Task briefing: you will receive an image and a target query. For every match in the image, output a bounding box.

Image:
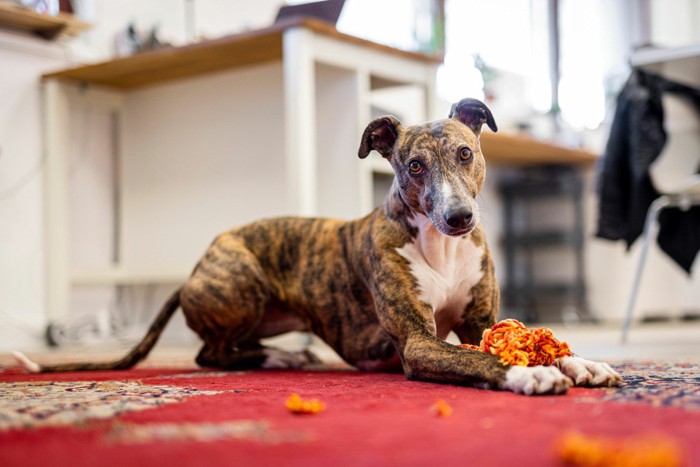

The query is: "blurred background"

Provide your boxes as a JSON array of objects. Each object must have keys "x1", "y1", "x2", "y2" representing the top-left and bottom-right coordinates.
[{"x1": 0, "y1": 0, "x2": 698, "y2": 355}]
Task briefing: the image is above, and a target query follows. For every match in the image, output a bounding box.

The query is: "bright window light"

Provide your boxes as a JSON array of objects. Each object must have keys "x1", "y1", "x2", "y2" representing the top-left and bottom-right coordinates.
[
  {"x1": 301, "y1": 0, "x2": 608, "y2": 131},
  {"x1": 558, "y1": 0, "x2": 606, "y2": 129}
]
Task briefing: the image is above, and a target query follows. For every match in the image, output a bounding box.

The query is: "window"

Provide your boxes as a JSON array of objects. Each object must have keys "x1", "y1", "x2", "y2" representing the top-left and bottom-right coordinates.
[{"x1": 306, "y1": 0, "x2": 623, "y2": 131}]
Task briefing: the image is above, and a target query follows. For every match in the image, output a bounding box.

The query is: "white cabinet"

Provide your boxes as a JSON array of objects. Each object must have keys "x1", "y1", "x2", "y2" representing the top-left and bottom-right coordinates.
[
  {"x1": 0, "y1": 29, "x2": 72, "y2": 347},
  {"x1": 42, "y1": 18, "x2": 440, "y2": 328}
]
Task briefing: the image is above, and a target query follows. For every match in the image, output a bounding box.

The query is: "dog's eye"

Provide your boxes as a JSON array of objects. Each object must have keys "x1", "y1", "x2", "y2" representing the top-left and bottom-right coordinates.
[
  {"x1": 408, "y1": 160, "x2": 423, "y2": 175},
  {"x1": 459, "y1": 147, "x2": 473, "y2": 162}
]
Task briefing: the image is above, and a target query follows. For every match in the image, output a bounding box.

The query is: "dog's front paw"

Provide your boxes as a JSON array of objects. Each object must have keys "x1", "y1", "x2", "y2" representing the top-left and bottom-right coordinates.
[
  {"x1": 501, "y1": 365, "x2": 573, "y2": 395},
  {"x1": 555, "y1": 356, "x2": 622, "y2": 387}
]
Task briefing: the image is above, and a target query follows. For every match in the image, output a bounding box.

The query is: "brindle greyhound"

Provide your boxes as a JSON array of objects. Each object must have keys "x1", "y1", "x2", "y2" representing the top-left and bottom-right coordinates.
[{"x1": 15, "y1": 98, "x2": 621, "y2": 394}]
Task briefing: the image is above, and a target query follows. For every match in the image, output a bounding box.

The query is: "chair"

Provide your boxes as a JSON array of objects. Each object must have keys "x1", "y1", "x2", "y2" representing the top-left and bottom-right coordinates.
[{"x1": 621, "y1": 145, "x2": 700, "y2": 343}]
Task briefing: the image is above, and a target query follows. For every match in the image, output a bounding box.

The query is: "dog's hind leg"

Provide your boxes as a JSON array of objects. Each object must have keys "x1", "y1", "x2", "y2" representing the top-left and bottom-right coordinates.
[
  {"x1": 195, "y1": 341, "x2": 321, "y2": 370},
  {"x1": 195, "y1": 341, "x2": 262, "y2": 369},
  {"x1": 180, "y1": 234, "x2": 320, "y2": 371},
  {"x1": 180, "y1": 235, "x2": 273, "y2": 369}
]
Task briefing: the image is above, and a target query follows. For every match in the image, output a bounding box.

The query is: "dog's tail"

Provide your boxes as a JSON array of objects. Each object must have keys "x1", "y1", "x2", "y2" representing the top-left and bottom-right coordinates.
[{"x1": 13, "y1": 287, "x2": 182, "y2": 373}]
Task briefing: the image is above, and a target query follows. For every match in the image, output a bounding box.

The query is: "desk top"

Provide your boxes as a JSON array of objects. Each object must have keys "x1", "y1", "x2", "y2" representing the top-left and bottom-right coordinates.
[
  {"x1": 41, "y1": 17, "x2": 597, "y2": 166},
  {"x1": 42, "y1": 17, "x2": 442, "y2": 89},
  {"x1": 481, "y1": 131, "x2": 597, "y2": 166}
]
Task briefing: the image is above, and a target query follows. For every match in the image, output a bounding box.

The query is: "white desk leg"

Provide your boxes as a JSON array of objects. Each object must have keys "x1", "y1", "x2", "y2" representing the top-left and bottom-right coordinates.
[
  {"x1": 43, "y1": 80, "x2": 71, "y2": 338},
  {"x1": 356, "y1": 69, "x2": 374, "y2": 215},
  {"x1": 424, "y1": 64, "x2": 440, "y2": 120},
  {"x1": 283, "y1": 28, "x2": 317, "y2": 217}
]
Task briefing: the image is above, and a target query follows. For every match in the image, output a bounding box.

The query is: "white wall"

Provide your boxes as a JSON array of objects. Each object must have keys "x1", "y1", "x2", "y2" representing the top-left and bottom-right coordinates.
[
  {"x1": 0, "y1": 0, "x2": 284, "y2": 350},
  {"x1": 121, "y1": 62, "x2": 289, "y2": 271},
  {"x1": 69, "y1": 0, "x2": 282, "y2": 61},
  {"x1": 650, "y1": 0, "x2": 700, "y2": 48},
  {"x1": 0, "y1": 32, "x2": 74, "y2": 349}
]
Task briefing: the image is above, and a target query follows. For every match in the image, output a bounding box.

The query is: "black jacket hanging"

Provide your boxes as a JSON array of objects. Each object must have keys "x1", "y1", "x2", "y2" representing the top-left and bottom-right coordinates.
[{"x1": 595, "y1": 68, "x2": 700, "y2": 274}]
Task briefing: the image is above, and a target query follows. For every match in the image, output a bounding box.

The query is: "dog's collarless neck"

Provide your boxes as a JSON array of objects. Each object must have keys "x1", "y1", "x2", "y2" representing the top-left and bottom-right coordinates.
[{"x1": 382, "y1": 181, "x2": 422, "y2": 237}]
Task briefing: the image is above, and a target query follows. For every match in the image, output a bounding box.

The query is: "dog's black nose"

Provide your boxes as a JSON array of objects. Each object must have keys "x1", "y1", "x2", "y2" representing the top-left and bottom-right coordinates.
[{"x1": 444, "y1": 207, "x2": 473, "y2": 229}]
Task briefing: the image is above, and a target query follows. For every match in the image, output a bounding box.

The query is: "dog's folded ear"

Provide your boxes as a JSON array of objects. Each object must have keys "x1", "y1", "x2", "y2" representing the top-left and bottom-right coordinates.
[
  {"x1": 449, "y1": 98, "x2": 498, "y2": 136},
  {"x1": 358, "y1": 116, "x2": 402, "y2": 159}
]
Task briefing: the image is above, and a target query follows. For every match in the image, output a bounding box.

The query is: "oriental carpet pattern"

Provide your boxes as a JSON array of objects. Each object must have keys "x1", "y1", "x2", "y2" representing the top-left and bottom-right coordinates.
[{"x1": 0, "y1": 358, "x2": 698, "y2": 466}]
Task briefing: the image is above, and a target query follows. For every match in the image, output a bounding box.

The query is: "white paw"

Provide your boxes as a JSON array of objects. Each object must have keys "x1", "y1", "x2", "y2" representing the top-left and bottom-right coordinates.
[
  {"x1": 555, "y1": 356, "x2": 623, "y2": 387},
  {"x1": 502, "y1": 365, "x2": 573, "y2": 395},
  {"x1": 261, "y1": 349, "x2": 317, "y2": 369}
]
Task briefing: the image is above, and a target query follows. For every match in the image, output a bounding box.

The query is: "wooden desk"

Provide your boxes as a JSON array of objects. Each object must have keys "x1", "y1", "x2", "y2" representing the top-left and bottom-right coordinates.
[
  {"x1": 41, "y1": 18, "x2": 441, "y2": 325},
  {"x1": 41, "y1": 15, "x2": 595, "y2": 167},
  {"x1": 481, "y1": 131, "x2": 597, "y2": 166},
  {"x1": 43, "y1": 17, "x2": 439, "y2": 88},
  {"x1": 41, "y1": 17, "x2": 595, "y2": 329}
]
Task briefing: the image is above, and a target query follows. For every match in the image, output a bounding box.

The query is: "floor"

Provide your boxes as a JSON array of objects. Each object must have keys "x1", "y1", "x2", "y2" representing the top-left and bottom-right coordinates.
[
  {"x1": 297, "y1": 320, "x2": 700, "y2": 364},
  {"x1": 3, "y1": 320, "x2": 697, "y2": 370},
  {"x1": 545, "y1": 320, "x2": 700, "y2": 361}
]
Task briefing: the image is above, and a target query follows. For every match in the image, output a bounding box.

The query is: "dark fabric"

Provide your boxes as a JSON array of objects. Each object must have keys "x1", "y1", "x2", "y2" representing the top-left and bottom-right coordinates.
[
  {"x1": 657, "y1": 206, "x2": 700, "y2": 273},
  {"x1": 596, "y1": 68, "x2": 700, "y2": 274}
]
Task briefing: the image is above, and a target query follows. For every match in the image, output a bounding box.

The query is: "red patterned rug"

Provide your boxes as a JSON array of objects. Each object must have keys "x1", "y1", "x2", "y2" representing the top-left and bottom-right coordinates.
[{"x1": 0, "y1": 360, "x2": 698, "y2": 466}]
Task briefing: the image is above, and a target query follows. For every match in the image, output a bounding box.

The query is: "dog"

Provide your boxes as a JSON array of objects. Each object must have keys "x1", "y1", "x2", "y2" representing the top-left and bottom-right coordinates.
[{"x1": 14, "y1": 98, "x2": 622, "y2": 395}]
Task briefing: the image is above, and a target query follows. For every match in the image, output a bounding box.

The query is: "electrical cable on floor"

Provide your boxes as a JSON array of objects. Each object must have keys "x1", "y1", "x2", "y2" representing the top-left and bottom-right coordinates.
[{"x1": 0, "y1": 307, "x2": 43, "y2": 339}]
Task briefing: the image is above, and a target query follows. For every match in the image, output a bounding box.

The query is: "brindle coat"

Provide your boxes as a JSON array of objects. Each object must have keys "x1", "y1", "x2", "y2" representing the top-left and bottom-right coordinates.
[{"x1": 18, "y1": 98, "x2": 621, "y2": 394}]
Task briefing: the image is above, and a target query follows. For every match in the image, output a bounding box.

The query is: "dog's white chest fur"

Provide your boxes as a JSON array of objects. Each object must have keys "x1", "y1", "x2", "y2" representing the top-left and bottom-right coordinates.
[{"x1": 396, "y1": 215, "x2": 484, "y2": 338}]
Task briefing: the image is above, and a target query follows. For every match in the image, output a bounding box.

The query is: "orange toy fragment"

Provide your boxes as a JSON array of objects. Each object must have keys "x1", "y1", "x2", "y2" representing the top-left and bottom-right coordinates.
[
  {"x1": 460, "y1": 318, "x2": 572, "y2": 366},
  {"x1": 285, "y1": 393, "x2": 326, "y2": 414},
  {"x1": 556, "y1": 430, "x2": 684, "y2": 467},
  {"x1": 431, "y1": 399, "x2": 453, "y2": 417}
]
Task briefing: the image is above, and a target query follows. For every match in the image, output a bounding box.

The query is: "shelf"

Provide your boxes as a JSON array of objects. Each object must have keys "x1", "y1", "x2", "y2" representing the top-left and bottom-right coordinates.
[
  {"x1": 71, "y1": 268, "x2": 188, "y2": 286},
  {"x1": 631, "y1": 43, "x2": 700, "y2": 68},
  {"x1": 631, "y1": 44, "x2": 700, "y2": 87},
  {"x1": 355, "y1": 131, "x2": 596, "y2": 174},
  {"x1": 481, "y1": 131, "x2": 597, "y2": 166},
  {"x1": 0, "y1": 4, "x2": 90, "y2": 39},
  {"x1": 42, "y1": 16, "x2": 441, "y2": 89},
  {"x1": 356, "y1": 131, "x2": 596, "y2": 170}
]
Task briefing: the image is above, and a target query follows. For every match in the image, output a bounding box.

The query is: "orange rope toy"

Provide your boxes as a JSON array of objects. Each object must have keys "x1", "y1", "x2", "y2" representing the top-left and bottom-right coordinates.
[
  {"x1": 555, "y1": 430, "x2": 684, "y2": 467},
  {"x1": 460, "y1": 318, "x2": 572, "y2": 366}
]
